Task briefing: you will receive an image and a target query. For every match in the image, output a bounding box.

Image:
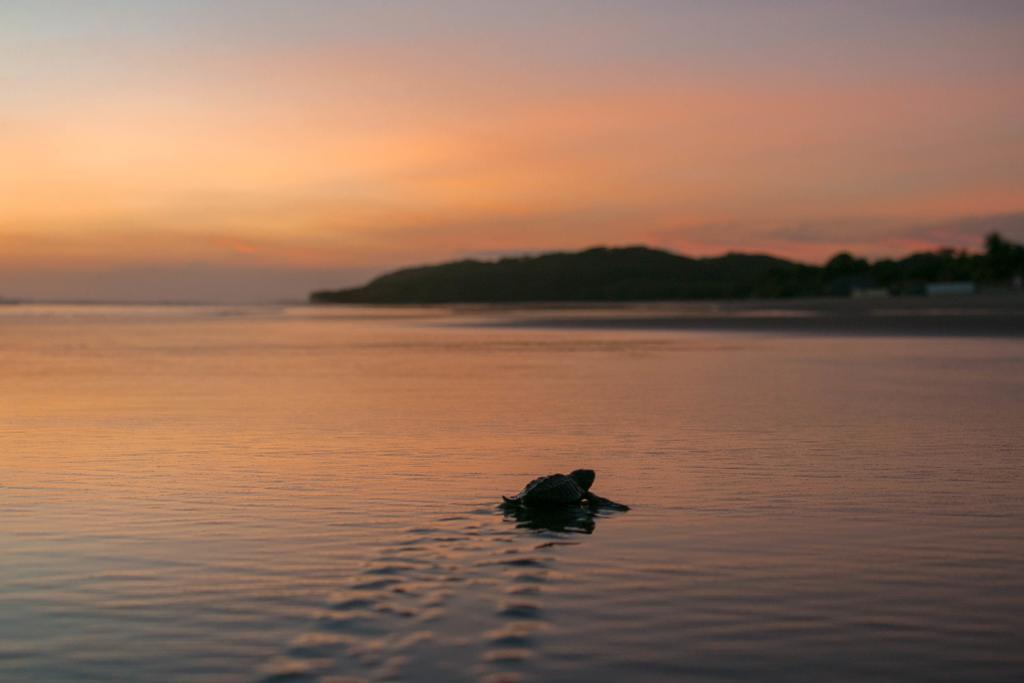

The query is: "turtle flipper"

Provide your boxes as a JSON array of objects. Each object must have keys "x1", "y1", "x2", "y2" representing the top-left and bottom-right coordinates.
[{"x1": 584, "y1": 492, "x2": 629, "y2": 511}]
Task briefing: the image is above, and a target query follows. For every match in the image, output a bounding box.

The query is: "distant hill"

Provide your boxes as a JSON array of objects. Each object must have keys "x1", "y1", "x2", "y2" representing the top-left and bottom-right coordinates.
[
  {"x1": 310, "y1": 234, "x2": 1024, "y2": 304},
  {"x1": 310, "y1": 246, "x2": 810, "y2": 303}
]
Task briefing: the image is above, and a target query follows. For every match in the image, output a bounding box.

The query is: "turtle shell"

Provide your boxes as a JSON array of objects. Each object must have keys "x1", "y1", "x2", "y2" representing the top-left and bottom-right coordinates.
[{"x1": 507, "y1": 473, "x2": 585, "y2": 506}]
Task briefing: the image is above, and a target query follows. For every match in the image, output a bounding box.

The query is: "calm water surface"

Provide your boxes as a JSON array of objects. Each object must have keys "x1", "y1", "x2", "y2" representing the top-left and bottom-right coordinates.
[{"x1": 1, "y1": 304, "x2": 1022, "y2": 682}]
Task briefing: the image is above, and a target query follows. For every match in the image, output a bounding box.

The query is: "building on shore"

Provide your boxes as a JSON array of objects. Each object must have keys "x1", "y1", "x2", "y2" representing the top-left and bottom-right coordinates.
[
  {"x1": 925, "y1": 282, "x2": 976, "y2": 296},
  {"x1": 850, "y1": 287, "x2": 891, "y2": 299}
]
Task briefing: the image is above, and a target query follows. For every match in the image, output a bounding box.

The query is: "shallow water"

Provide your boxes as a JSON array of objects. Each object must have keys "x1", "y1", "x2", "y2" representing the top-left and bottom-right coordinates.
[{"x1": 2, "y1": 304, "x2": 1023, "y2": 682}]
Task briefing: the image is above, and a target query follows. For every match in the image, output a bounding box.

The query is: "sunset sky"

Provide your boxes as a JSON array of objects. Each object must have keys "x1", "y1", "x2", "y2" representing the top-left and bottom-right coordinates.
[{"x1": 2, "y1": 1, "x2": 1023, "y2": 301}]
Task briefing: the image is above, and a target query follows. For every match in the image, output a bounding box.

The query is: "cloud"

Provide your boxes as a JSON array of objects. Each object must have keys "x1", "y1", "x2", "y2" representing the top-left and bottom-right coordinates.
[
  {"x1": 901, "y1": 212, "x2": 1024, "y2": 246},
  {"x1": 641, "y1": 211, "x2": 1024, "y2": 264}
]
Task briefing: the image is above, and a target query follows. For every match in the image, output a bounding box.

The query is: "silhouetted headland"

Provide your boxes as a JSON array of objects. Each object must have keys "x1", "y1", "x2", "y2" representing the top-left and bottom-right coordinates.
[{"x1": 310, "y1": 233, "x2": 1024, "y2": 305}]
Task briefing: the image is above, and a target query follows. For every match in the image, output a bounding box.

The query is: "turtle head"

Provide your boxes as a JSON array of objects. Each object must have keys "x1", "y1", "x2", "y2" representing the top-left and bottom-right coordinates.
[{"x1": 569, "y1": 469, "x2": 595, "y2": 491}]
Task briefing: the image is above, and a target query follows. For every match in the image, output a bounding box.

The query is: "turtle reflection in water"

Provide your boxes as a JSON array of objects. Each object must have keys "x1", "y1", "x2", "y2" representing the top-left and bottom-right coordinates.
[
  {"x1": 503, "y1": 503, "x2": 599, "y2": 534},
  {"x1": 500, "y1": 469, "x2": 629, "y2": 533}
]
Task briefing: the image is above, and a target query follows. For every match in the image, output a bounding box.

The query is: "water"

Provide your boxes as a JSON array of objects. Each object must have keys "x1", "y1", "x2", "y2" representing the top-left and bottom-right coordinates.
[{"x1": 2, "y1": 303, "x2": 1022, "y2": 682}]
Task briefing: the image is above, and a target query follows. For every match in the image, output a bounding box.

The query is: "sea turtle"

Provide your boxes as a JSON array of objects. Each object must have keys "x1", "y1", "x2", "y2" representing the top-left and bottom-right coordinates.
[{"x1": 502, "y1": 469, "x2": 629, "y2": 511}]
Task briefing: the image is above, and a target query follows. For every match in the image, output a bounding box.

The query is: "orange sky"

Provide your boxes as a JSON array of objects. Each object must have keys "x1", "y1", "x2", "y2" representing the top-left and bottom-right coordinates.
[{"x1": 2, "y1": 2, "x2": 1022, "y2": 301}]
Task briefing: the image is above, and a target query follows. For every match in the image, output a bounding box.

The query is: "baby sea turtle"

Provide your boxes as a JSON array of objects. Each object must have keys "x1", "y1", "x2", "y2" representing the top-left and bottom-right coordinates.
[{"x1": 502, "y1": 469, "x2": 629, "y2": 511}]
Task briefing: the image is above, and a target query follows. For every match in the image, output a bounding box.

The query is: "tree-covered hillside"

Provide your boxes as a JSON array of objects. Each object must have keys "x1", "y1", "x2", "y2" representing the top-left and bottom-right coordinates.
[{"x1": 310, "y1": 234, "x2": 1024, "y2": 304}]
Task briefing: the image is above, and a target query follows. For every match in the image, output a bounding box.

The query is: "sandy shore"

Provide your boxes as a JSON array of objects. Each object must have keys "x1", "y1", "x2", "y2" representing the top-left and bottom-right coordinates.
[{"x1": 458, "y1": 293, "x2": 1024, "y2": 337}]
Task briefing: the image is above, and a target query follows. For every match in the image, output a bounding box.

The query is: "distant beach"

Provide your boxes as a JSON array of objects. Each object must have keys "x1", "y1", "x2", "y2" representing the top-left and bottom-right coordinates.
[{"x1": 454, "y1": 293, "x2": 1024, "y2": 337}]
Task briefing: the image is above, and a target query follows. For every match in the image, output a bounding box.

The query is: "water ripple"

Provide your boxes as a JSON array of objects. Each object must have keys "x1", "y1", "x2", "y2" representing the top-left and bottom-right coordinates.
[{"x1": 260, "y1": 503, "x2": 596, "y2": 682}]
